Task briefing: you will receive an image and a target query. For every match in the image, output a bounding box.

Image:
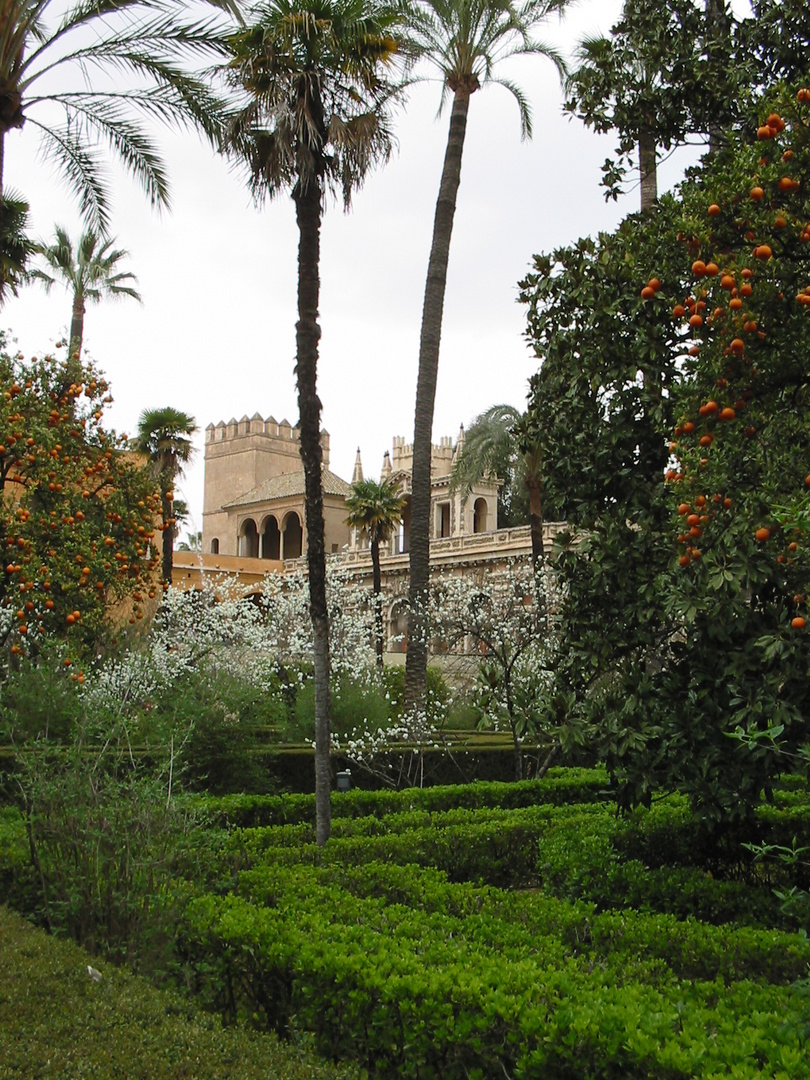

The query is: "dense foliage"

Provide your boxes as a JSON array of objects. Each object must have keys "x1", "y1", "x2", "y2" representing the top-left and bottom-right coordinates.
[
  {"x1": 0, "y1": 343, "x2": 159, "y2": 659},
  {"x1": 521, "y1": 86, "x2": 810, "y2": 822}
]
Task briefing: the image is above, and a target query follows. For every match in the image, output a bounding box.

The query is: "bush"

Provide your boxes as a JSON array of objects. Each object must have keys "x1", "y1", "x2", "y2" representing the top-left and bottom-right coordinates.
[{"x1": 291, "y1": 670, "x2": 394, "y2": 741}]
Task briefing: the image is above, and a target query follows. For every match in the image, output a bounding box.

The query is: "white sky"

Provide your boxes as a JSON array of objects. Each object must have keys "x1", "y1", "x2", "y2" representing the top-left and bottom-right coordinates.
[{"x1": 2, "y1": 0, "x2": 726, "y2": 540}]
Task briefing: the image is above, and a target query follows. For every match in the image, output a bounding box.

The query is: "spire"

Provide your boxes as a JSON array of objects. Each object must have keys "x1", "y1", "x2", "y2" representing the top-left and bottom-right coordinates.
[
  {"x1": 381, "y1": 450, "x2": 392, "y2": 479},
  {"x1": 453, "y1": 423, "x2": 466, "y2": 460},
  {"x1": 352, "y1": 447, "x2": 364, "y2": 484}
]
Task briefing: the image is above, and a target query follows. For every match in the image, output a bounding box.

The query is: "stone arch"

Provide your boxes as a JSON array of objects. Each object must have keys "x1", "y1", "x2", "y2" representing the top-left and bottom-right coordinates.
[
  {"x1": 282, "y1": 511, "x2": 303, "y2": 560},
  {"x1": 239, "y1": 518, "x2": 259, "y2": 558},
  {"x1": 210, "y1": 538, "x2": 219, "y2": 554},
  {"x1": 387, "y1": 598, "x2": 408, "y2": 653},
  {"x1": 260, "y1": 514, "x2": 281, "y2": 560},
  {"x1": 473, "y1": 497, "x2": 488, "y2": 534}
]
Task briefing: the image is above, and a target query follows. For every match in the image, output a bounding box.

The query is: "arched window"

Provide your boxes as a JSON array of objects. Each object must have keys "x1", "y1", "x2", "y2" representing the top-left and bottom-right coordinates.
[
  {"x1": 210, "y1": 538, "x2": 219, "y2": 554},
  {"x1": 239, "y1": 518, "x2": 259, "y2": 558},
  {"x1": 261, "y1": 515, "x2": 280, "y2": 560},
  {"x1": 282, "y1": 511, "x2": 303, "y2": 560},
  {"x1": 473, "y1": 498, "x2": 488, "y2": 534},
  {"x1": 396, "y1": 496, "x2": 411, "y2": 554}
]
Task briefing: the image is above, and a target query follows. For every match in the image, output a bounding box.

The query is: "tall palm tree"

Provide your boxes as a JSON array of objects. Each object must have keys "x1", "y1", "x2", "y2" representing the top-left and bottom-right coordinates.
[
  {"x1": 345, "y1": 477, "x2": 406, "y2": 669},
  {"x1": 30, "y1": 227, "x2": 141, "y2": 362},
  {"x1": 0, "y1": 0, "x2": 239, "y2": 233},
  {"x1": 132, "y1": 407, "x2": 197, "y2": 587},
  {"x1": 449, "y1": 404, "x2": 545, "y2": 567},
  {"x1": 225, "y1": 0, "x2": 406, "y2": 846},
  {"x1": 404, "y1": 0, "x2": 569, "y2": 718}
]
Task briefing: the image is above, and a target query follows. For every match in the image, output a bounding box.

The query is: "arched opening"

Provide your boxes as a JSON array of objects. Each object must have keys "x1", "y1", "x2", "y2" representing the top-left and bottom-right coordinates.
[
  {"x1": 210, "y1": 538, "x2": 219, "y2": 554},
  {"x1": 261, "y1": 515, "x2": 280, "y2": 560},
  {"x1": 239, "y1": 518, "x2": 259, "y2": 558},
  {"x1": 387, "y1": 600, "x2": 408, "y2": 653},
  {"x1": 282, "y1": 511, "x2": 303, "y2": 560},
  {"x1": 396, "y1": 496, "x2": 411, "y2": 554},
  {"x1": 473, "y1": 498, "x2": 488, "y2": 534}
]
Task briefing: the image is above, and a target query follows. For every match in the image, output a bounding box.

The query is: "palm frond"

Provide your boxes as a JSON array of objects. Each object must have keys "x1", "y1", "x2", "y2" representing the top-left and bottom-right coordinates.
[
  {"x1": 0, "y1": 192, "x2": 34, "y2": 305},
  {"x1": 449, "y1": 404, "x2": 521, "y2": 501},
  {"x1": 30, "y1": 120, "x2": 111, "y2": 234}
]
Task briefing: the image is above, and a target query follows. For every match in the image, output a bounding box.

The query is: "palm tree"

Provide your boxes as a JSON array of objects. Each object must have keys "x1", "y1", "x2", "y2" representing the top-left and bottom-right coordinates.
[
  {"x1": 449, "y1": 404, "x2": 545, "y2": 567},
  {"x1": 0, "y1": 192, "x2": 32, "y2": 304},
  {"x1": 0, "y1": 0, "x2": 238, "y2": 233},
  {"x1": 404, "y1": 0, "x2": 569, "y2": 718},
  {"x1": 30, "y1": 227, "x2": 141, "y2": 362},
  {"x1": 345, "y1": 477, "x2": 406, "y2": 669},
  {"x1": 225, "y1": 0, "x2": 406, "y2": 846},
  {"x1": 132, "y1": 408, "x2": 197, "y2": 587}
]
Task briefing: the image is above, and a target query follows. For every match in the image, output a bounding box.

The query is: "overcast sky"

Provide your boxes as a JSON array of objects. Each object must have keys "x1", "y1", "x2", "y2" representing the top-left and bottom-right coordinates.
[{"x1": 2, "y1": 0, "x2": 717, "y2": 540}]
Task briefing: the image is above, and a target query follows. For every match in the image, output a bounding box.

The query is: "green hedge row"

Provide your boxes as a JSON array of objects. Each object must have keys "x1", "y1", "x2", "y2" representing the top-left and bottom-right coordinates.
[
  {"x1": 192, "y1": 768, "x2": 611, "y2": 829},
  {"x1": 178, "y1": 863, "x2": 810, "y2": 1080},
  {"x1": 232, "y1": 861, "x2": 810, "y2": 985},
  {"x1": 192, "y1": 796, "x2": 803, "y2": 927}
]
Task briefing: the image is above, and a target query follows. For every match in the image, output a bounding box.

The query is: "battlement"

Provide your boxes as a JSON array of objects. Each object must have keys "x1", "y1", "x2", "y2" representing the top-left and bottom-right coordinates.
[
  {"x1": 206, "y1": 415, "x2": 301, "y2": 444},
  {"x1": 390, "y1": 432, "x2": 458, "y2": 478}
]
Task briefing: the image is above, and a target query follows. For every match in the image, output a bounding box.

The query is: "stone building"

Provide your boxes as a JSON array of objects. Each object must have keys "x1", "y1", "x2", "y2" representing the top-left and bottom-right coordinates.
[
  {"x1": 180, "y1": 412, "x2": 563, "y2": 654},
  {"x1": 201, "y1": 414, "x2": 500, "y2": 562}
]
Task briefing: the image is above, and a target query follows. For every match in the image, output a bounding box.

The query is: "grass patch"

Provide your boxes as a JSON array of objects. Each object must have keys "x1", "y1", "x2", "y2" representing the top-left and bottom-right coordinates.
[{"x1": 0, "y1": 906, "x2": 353, "y2": 1080}]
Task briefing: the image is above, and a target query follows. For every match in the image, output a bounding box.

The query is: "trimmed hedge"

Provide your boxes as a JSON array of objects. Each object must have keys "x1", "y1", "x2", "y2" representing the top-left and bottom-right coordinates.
[
  {"x1": 191, "y1": 768, "x2": 611, "y2": 829},
  {"x1": 179, "y1": 862, "x2": 810, "y2": 1080}
]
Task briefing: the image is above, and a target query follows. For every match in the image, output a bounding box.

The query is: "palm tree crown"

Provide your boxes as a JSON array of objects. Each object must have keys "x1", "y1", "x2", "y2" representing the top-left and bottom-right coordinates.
[
  {"x1": 133, "y1": 406, "x2": 197, "y2": 481},
  {"x1": 30, "y1": 227, "x2": 141, "y2": 359},
  {"x1": 449, "y1": 403, "x2": 545, "y2": 564},
  {"x1": 225, "y1": 0, "x2": 405, "y2": 204},
  {"x1": 0, "y1": 0, "x2": 239, "y2": 232},
  {"x1": 410, "y1": 0, "x2": 567, "y2": 133},
  {"x1": 345, "y1": 476, "x2": 406, "y2": 546}
]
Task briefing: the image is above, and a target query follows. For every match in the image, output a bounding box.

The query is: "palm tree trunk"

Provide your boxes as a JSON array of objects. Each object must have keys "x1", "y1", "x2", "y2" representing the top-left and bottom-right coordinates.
[
  {"x1": 527, "y1": 478, "x2": 545, "y2": 570},
  {"x1": 371, "y1": 536, "x2": 383, "y2": 670},
  {"x1": 161, "y1": 491, "x2": 174, "y2": 586},
  {"x1": 639, "y1": 130, "x2": 657, "y2": 213},
  {"x1": 69, "y1": 291, "x2": 85, "y2": 362},
  {"x1": 294, "y1": 169, "x2": 332, "y2": 848},
  {"x1": 405, "y1": 86, "x2": 472, "y2": 718}
]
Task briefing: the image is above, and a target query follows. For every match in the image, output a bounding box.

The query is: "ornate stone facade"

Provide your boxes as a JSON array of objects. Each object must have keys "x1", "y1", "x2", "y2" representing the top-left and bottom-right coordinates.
[{"x1": 201, "y1": 415, "x2": 501, "y2": 564}]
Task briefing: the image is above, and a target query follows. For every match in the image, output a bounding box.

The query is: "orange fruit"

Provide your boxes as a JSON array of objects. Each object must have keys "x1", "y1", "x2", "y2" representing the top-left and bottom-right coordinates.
[
  {"x1": 755, "y1": 527, "x2": 770, "y2": 542},
  {"x1": 750, "y1": 185, "x2": 765, "y2": 200},
  {"x1": 792, "y1": 616, "x2": 806, "y2": 629}
]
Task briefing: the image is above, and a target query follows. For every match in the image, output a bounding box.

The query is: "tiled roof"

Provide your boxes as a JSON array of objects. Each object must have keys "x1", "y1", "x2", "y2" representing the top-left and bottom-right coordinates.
[{"x1": 224, "y1": 468, "x2": 351, "y2": 509}]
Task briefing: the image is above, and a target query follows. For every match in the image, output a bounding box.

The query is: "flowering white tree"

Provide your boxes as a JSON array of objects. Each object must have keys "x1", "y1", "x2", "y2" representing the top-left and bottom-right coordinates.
[{"x1": 429, "y1": 562, "x2": 563, "y2": 781}]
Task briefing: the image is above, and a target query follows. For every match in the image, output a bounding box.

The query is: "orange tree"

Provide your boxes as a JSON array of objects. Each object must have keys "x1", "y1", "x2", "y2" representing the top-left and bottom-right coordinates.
[
  {"x1": 520, "y1": 86, "x2": 810, "y2": 825},
  {"x1": 0, "y1": 338, "x2": 160, "y2": 662}
]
